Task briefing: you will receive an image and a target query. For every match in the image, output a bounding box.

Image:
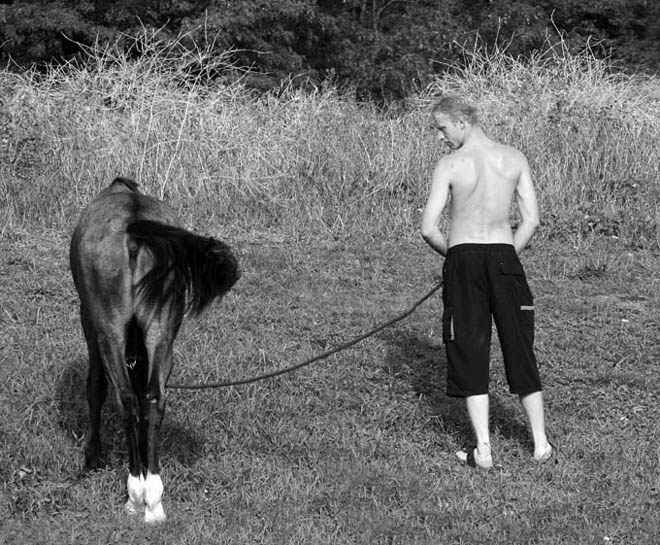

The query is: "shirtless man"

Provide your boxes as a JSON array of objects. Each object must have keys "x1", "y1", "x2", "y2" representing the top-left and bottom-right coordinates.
[{"x1": 421, "y1": 96, "x2": 552, "y2": 468}]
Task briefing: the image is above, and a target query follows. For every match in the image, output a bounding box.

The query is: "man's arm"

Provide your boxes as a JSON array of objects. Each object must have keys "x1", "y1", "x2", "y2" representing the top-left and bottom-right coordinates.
[
  {"x1": 513, "y1": 155, "x2": 540, "y2": 254},
  {"x1": 421, "y1": 159, "x2": 451, "y2": 256}
]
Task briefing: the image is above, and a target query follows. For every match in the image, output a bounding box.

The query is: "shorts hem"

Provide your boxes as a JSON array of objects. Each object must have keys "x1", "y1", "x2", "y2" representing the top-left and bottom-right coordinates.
[
  {"x1": 509, "y1": 386, "x2": 543, "y2": 396},
  {"x1": 446, "y1": 389, "x2": 489, "y2": 398}
]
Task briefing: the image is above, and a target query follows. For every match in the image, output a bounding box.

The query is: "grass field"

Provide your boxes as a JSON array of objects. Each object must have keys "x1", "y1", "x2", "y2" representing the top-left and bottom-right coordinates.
[
  {"x1": 3, "y1": 228, "x2": 660, "y2": 544},
  {"x1": 1, "y1": 35, "x2": 660, "y2": 544}
]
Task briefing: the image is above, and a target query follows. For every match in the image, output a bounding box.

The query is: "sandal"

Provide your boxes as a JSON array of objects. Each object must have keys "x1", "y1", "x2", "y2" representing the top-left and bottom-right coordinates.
[{"x1": 456, "y1": 445, "x2": 493, "y2": 469}]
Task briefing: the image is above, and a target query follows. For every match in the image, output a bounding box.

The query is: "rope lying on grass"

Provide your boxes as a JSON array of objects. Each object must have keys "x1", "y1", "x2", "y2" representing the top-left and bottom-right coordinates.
[{"x1": 166, "y1": 280, "x2": 443, "y2": 390}]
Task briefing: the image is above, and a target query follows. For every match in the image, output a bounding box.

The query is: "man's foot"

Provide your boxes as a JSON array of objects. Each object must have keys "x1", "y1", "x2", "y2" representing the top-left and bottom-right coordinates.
[
  {"x1": 456, "y1": 443, "x2": 493, "y2": 469},
  {"x1": 533, "y1": 443, "x2": 554, "y2": 463}
]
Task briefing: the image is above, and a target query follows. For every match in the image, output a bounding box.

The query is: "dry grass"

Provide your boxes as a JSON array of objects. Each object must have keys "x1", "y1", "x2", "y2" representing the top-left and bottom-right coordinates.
[{"x1": 1, "y1": 33, "x2": 658, "y2": 246}]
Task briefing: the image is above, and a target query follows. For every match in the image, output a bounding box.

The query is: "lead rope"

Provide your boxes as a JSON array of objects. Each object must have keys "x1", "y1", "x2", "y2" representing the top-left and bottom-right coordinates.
[{"x1": 166, "y1": 280, "x2": 443, "y2": 390}]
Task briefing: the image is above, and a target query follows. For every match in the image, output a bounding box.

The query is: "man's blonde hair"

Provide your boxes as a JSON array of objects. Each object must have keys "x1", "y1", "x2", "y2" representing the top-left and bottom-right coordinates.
[{"x1": 432, "y1": 96, "x2": 479, "y2": 125}]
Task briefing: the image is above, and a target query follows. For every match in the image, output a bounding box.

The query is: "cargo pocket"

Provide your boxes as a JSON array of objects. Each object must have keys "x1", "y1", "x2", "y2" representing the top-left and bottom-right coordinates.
[
  {"x1": 500, "y1": 259, "x2": 534, "y2": 314},
  {"x1": 442, "y1": 306, "x2": 455, "y2": 343},
  {"x1": 500, "y1": 259, "x2": 525, "y2": 277}
]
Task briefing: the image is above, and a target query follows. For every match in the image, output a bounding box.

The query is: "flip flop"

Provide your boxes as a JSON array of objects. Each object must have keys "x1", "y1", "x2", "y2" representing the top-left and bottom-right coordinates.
[{"x1": 456, "y1": 446, "x2": 493, "y2": 469}]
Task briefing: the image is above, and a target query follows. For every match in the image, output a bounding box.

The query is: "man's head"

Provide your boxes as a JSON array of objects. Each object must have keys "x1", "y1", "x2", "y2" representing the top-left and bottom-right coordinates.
[
  {"x1": 432, "y1": 96, "x2": 479, "y2": 125},
  {"x1": 431, "y1": 96, "x2": 479, "y2": 149}
]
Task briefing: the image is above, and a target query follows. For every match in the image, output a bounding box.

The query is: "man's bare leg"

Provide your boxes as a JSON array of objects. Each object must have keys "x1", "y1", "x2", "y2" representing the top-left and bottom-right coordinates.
[
  {"x1": 519, "y1": 391, "x2": 552, "y2": 461},
  {"x1": 456, "y1": 394, "x2": 493, "y2": 468}
]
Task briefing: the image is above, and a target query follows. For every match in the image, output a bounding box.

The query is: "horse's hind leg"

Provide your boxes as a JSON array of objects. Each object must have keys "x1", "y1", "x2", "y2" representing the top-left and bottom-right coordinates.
[
  {"x1": 81, "y1": 313, "x2": 107, "y2": 471},
  {"x1": 143, "y1": 395, "x2": 166, "y2": 523},
  {"x1": 95, "y1": 334, "x2": 147, "y2": 515},
  {"x1": 141, "y1": 332, "x2": 178, "y2": 524},
  {"x1": 126, "y1": 318, "x2": 150, "y2": 477}
]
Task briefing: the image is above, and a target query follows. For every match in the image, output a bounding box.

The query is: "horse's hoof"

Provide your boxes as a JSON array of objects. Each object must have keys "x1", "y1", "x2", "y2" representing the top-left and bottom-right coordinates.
[
  {"x1": 144, "y1": 473, "x2": 163, "y2": 504},
  {"x1": 126, "y1": 473, "x2": 145, "y2": 515},
  {"x1": 144, "y1": 503, "x2": 166, "y2": 523},
  {"x1": 143, "y1": 472, "x2": 165, "y2": 523}
]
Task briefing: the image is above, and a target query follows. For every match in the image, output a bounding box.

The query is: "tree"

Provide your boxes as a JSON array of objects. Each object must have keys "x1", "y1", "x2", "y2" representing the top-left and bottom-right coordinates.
[{"x1": 0, "y1": 0, "x2": 657, "y2": 100}]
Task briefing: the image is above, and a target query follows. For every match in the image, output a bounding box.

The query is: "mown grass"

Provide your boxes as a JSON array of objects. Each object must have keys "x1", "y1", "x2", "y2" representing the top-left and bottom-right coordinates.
[
  {"x1": 3, "y1": 228, "x2": 660, "y2": 544},
  {"x1": 1, "y1": 33, "x2": 660, "y2": 544}
]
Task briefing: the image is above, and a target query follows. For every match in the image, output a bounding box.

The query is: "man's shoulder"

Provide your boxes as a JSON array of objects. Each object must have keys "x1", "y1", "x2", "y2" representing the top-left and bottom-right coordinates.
[
  {"x1": 492, "y1": 142, "x2": 528, "y2": 164},
  {"x1": 434, "y1": 152, "x2": 476, "y2": 183},
  {"x1": 437, "y1": 149, "x2": 474, "y2": 167}
]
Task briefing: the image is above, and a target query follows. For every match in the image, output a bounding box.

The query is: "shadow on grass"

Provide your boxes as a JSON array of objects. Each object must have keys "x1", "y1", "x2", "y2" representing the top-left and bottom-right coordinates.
[
  {"x1": 55, "y1": 356, "x2": 204, "y2": 472},
  {"x1": 381, "y1": 331, "x2": 530, "y2": 448}
]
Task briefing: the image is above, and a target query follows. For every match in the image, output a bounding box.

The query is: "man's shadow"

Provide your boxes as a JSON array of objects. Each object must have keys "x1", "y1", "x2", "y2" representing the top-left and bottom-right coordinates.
[
  {"x1": 380, "y1": 330, "x2": 530, "y2": 449},
  {"x1": 55, "y1": 355, "x2": 204, "y2": 472}
]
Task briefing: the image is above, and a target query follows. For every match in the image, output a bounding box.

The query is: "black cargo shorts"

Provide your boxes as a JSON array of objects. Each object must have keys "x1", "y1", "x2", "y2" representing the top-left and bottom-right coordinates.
[{"x1": 441, "y1": 243, "x2": 542, "y2": 397}]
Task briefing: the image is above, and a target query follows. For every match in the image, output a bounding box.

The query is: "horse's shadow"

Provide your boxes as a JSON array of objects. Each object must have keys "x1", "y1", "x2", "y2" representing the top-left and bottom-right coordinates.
[
  {"x1": 380, "y1": 331, "x2": 531, "y2": 449},
  {"x1": 55, "y1": 356, "x2": 204, "y2": 471}
]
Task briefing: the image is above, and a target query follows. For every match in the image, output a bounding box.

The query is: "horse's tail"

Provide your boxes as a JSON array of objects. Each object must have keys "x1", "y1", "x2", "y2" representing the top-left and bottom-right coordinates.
[{"x1": 126, "y1": 220, "x2": 241, "y2": 315}]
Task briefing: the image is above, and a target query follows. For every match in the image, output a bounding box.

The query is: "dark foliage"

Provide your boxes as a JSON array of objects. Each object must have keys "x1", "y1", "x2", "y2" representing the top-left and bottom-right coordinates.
[{"x1": 0, "y1": 0, "x2": 658, "y2": 101}]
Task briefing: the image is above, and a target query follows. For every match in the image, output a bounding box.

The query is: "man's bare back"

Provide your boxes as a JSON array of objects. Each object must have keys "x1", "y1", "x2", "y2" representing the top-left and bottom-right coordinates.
[{"x1": 421, "y1": 109, "x2": 539, "y2": 255}]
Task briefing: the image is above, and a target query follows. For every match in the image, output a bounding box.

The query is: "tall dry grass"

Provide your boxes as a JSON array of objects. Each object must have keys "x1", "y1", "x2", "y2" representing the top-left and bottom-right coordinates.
[{"x1": 0, "y1": 32, "x2": 658, "y2": 245}]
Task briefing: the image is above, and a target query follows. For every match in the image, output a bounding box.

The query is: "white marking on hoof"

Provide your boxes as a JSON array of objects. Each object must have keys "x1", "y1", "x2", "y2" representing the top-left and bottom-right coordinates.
[
  {"x1": 144, "y1": 472, "x2": 166, "y2": 524},
  {"x1": 125, "y1": 473, "x2": 146, "y2": 515},
  {"x1": 145, "y1": 502, "x2": 166, "y2": 524}
]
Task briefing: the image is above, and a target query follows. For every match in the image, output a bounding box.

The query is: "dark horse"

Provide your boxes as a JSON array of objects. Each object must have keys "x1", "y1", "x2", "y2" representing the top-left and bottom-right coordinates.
[{"x1": 70, "y1": 177, "x2": 240, "y2": 523}]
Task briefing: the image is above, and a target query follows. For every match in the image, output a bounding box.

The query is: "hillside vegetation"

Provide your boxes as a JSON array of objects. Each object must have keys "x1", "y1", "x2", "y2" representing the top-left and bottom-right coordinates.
[{"x1": 0, "y1": 35, "x2": 658, "y2": 247}]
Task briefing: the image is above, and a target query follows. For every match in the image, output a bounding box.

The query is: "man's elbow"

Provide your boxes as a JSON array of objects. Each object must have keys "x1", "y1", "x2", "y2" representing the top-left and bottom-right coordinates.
[
  {"x1": 522, "y1": 214, "x2": 540, "y2": 235},
  {"x1": 420, "y1": 224, "x2": 435, "y2": 244}
]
